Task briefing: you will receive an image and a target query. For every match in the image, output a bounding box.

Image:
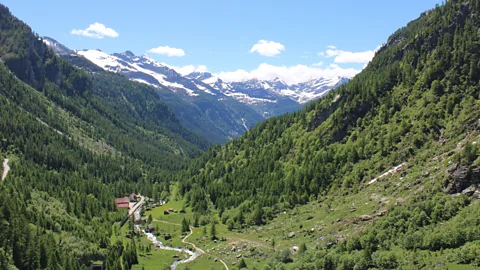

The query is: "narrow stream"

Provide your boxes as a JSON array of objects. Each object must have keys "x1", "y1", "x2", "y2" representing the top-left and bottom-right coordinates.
[{"x1": 135, "y1": 208, "x2": 199, "y2": 269}]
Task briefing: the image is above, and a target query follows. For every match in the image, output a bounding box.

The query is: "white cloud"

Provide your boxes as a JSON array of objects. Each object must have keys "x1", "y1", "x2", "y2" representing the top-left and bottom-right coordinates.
[
  {"x1": 218, "y1": 63, "x2": 360, "y2": 85},
  {"x1": 218, "y1": 69, "x2": 253, "y2": 82},
  {"x1": 148, "y1": 46, "x2": 185, "y2": 57},
  {"x1": 71, "y1": 22, "x2": 119, "y2": 39},
  {"x1": 312, "y1": 61, "x2": 324, "y2": 67},
  {"x1": 172, "y1": 65, "x2": 208, "y2": 75},
  {"x1": 250, "y1": 40, "x2": 285, "y2": 57},
  {"x1": 319, "y1": 46, "x2": 378, "y2": 64}
]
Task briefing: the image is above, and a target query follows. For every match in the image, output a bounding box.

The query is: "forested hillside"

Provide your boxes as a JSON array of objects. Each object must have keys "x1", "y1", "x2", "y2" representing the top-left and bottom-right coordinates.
[
  {"x1": 176, "y1": 1, "x2": 480, "y2": 267},
  {"x1": 0, "y1": 4, "x2": 205, "y2": 269}
]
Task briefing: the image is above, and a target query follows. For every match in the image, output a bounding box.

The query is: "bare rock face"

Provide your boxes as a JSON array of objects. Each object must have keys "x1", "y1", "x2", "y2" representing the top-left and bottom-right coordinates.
[
  {"x1": 444, "y1": 164, "x2": 480, "y2": 194},
  {"x1": 462, "y1": 185, "x2": 476, "y2": 196}
]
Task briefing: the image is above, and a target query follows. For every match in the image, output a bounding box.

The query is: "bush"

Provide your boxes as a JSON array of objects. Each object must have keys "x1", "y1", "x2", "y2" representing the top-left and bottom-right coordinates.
[
  {"x1": 275, "y1": 249, "x2": 292, "y2": 263},
  {"x1": 372, "y1": 250, "x2": 398, "y2": 269}
]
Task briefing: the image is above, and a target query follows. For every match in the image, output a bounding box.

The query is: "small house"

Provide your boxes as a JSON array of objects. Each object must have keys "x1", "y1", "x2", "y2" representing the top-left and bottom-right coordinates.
[
  {"x1": 129, "y1": 193, "x2": 137, "y2": 202},
  {"x1": 115, "y1": 198, "x2": 130, "y2": 209}
]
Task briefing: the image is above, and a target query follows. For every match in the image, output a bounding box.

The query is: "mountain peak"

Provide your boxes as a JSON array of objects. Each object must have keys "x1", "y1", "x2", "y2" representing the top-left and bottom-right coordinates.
[
  {"x1": 42, "y1": 36, "x2": 75, "y2": 55},
  {"x1": 187, "y1": 71, "x2": 213, "y2": 81},
  {"x1": 43, "y1": 36, "x2": 346, "y2": 107},
  {"x1": 124, "y1": 50, "x2": 135, "y2": 57}
]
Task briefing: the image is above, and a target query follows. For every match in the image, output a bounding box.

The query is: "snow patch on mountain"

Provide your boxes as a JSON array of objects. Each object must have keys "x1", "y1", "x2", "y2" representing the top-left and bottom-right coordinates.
[
  {"x1": 43, "y1": 37, "x2": 349, "y2": 115},
  {"x1": 77, "y1": 49, "x2": 200, "y2": 96},
  {"x1": 42, "y1": 37, "x2": 76, "y2": 55}
]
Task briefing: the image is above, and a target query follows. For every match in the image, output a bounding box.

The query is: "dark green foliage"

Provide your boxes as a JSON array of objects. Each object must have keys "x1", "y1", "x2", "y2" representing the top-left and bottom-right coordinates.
[
  {"x1": 193, "y1": 214, "x2": 199, "y2": 227},
  {"x1": 178, "y1": 0, "x2": 480, "y2": 229},
  {"x1": 0, "y1": 3, "x2": 209, "y2": 269},
  {"x1": 210, "y1": 223, "x2": 217, "y2": 240},
  {"x1": 147, "y1": 214, "x2": 153, "y2": 225},
  {"x1": 177, "y1": 1, "x2": 480, "y2": 268},
  {"x1": 181, "y1": 217, "x2": 190, "y2": 233},
  {"x1": 298, "y1": 243, "x2": 307, "y2": 254},
  {"x1": 459, "y1": 143, "x2": 479, "y2": 165},
  {"x1": 275, "y1": 249, "x2": 292, "y2": 264},
  {"x1": 238, "y1": 258, "x2": 247, "y2": 269}
]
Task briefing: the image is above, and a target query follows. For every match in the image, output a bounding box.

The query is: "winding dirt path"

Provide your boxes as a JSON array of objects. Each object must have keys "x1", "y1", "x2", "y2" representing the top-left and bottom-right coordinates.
[{"x1": 152, "y1": 219, "x2": 229, "y2": 269}]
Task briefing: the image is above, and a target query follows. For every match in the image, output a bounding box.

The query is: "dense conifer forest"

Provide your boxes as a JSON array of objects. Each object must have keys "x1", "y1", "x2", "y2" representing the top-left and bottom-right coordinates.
[
  {"x1": 175, "y1": 0, "x2": 480, "y2": 267},
  {"x1": 0, "y1": 4, "x2": 206, "y2": 269},
  {"x1": 1, "y1": 0, "x2": 480, "y2": 269}
]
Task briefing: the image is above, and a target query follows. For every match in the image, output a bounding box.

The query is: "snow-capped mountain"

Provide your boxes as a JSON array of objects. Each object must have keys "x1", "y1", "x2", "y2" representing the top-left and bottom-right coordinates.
[
  {"x1": 43, "y1": 36, "x2": 76, "y2": 55},
  {"x1": 187, "y1": 72, "x2": 348, "y2": 105},
  {"x1": 43, "y1": 36, "x2": 348, "y2": 139},
  {"x1": 77, "y1": 49, "x2": 213, "y2": 97},
  {"x1": 44, "y1": 36, "x2": 347, "y2": 108}
]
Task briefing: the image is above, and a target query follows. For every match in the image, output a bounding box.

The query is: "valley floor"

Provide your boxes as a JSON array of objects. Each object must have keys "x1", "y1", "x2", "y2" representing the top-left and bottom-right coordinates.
[{"x1": 121, "y1": 132, "x2": 480, "y2": 269}]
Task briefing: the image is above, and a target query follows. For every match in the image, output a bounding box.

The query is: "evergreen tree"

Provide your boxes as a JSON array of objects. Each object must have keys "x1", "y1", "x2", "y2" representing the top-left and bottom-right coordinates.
[
  {"x1": 238, "y1": 258, "x2": 247, "y2": 269},
  {"x1": 210, "y1": 223, "x2": 217, "y2": 240}
]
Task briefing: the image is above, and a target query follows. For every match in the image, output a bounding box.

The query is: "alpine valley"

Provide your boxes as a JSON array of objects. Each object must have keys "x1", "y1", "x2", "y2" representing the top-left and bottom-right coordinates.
[
  {"x1": 43, "y1": 36, "x2": 348, "y2": 143},
  {"x1": 1, "y1": 1, "x2": 480, "y2": 270}
]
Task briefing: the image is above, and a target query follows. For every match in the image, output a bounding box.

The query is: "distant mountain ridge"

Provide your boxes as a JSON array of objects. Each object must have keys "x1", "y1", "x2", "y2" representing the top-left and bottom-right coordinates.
[
  {"x1": 43, "y1": 37, "x2": 266, "y2": 143},
  {"x1": 43, "y1": 36, "x2": 348, "y2": 118},
  {"x1": 188, "y1": 72, "x2": 348, "y2": 105}
]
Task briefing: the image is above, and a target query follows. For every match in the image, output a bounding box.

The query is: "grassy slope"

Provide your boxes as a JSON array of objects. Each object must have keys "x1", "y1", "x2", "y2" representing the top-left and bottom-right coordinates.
[{"x1": 132, "y1": 129, "x2": 479, "y2": 269}]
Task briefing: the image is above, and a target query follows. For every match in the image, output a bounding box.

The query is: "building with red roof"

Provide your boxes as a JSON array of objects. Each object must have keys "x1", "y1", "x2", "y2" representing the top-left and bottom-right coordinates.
[{"x1": 115, "y1": 198, "x2": 130, "y2": 209}]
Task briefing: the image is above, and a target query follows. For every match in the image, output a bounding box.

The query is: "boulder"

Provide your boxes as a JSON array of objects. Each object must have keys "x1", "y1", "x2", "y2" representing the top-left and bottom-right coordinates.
[
  {"x1": 288, "y1": 232, "x2": 296, "y2": 238},
  {"x1": 462, "y1": 185, "x2": 476, "y2": 196},
  {"x1": 445, "y1": 164, "x2": 480, "y2": 194},
  {"x1": 395, "y1": 197, "x2": 406, "y2": 205},
  {"x1": 359, "y1": 215, "x2": 373, "y2": 221},
  {"x1": 376, "y1": 210, "x2": 387, "y2": 217}
]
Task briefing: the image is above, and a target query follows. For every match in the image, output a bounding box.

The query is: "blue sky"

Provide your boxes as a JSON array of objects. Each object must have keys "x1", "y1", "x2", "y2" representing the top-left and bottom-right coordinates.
[{"x1": 4, "y1": 0, "x2": 442, "y2": 83}]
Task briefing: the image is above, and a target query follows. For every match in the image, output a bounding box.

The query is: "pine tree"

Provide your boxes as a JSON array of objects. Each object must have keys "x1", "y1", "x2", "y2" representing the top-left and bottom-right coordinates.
[
  {"x1": 238, "y1": 258, "x2": 247, "y2": 269},
  {"x1": 210, "y1": 223, "x2": 217, "y2": 240},
  {"x1": 298, "y1": 243, "x2": 307, "y2": 254},
  {"x1": 147, "y1": 214, "x2": 153, "y2": 225},
  {"x1": 181, "y1": 217, "x2": 190, "y2": 233},
  {"x1": 193, "y1": 214, "x2": 199, "y2": 227}
]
